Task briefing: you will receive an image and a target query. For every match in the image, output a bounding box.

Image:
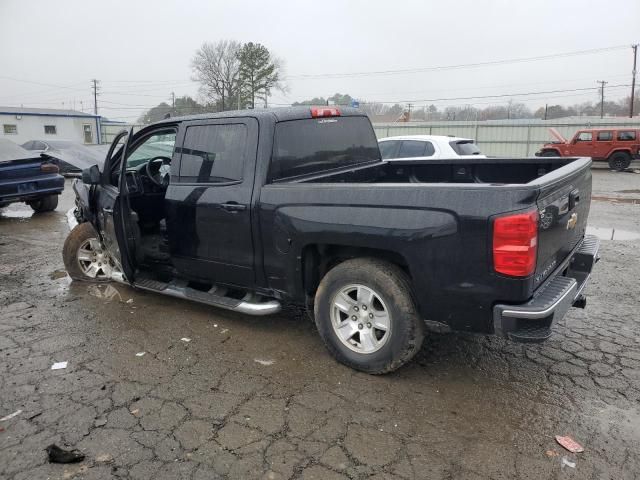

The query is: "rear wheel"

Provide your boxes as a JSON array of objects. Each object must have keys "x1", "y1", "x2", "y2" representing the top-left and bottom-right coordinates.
[
  {"x1": 314, "y1": 258, "x2": 425, "y2": 374},
  {"x1": 608, "y1": 152, "x2": 631, "y2": 171},
  {"x1": 28, "y1": 194, "x2": 58, "y2": 213},
  {"x1": 63, "y1": 223, "x2": 113, "y2": 282}
]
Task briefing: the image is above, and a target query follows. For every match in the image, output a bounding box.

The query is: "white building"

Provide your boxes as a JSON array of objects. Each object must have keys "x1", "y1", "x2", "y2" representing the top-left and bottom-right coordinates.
[{"x1": 0, "y1": 107, "x2": 101, "y2": 145}]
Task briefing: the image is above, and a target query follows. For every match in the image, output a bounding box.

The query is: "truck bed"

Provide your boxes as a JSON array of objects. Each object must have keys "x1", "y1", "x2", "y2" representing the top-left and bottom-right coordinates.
[
  {"x1": 297, "y1": 156, "x2": 587, "y2": 185},
  {"x1": 260, "y1": 155, "x2": 592, "y2": 334}
]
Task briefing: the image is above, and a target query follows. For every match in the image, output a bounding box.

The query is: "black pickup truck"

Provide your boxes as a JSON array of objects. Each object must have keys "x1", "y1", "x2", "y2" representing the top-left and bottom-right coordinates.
[{"x1": 63, "y1": 106, "x2": 599, "y2": 373}]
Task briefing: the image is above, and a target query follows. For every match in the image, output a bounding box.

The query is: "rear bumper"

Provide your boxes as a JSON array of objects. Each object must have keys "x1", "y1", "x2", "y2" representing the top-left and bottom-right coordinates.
[
  {"x1": 0, "y1": 174, "x2": 64, "y2": 205},
  {"x1": 493, "y1": 234, "x2": 600, "y2": 342}
]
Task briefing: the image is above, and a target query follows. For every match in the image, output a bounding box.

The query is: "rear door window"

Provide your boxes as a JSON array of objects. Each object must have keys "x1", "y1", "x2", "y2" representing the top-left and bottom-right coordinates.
[
  {"x1": 596, "y1": 131, "x2": 613, "y2": 141},
  {"x1": 270, "y1": 116, "x2": 380, "y2": 181},
  {"x1": 397, "y1": 140, "x2": 427, "y2": 158},
  {"x1": 617, "y1": 131, "x2": 636, "y2": 141},
  {"x1": 179, "y1": 124, "x2": 247, "y2": 183}
]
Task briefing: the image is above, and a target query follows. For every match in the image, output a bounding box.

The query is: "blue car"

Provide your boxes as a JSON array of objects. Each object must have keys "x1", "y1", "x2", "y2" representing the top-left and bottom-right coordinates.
[{"x1": 0, "y1": 139, "x2": 64, "y2": 212}]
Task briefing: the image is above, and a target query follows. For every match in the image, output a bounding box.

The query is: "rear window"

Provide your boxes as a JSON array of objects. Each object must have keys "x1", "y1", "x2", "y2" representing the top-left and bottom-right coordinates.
[
  {"x1": 270, "y1": 116, "x2": 380, "y2": 181},
  {"x1": 617, "y1": 131, "x2": 636, "y2": 141},
  {"x1": 449, "y1": 140, "x2": 481, "y2": 156}
]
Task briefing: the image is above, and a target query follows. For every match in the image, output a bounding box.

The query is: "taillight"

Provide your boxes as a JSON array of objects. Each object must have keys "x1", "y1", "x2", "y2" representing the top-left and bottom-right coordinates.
[
  {"x1": 311, "y1": 106, "x2": 341, "y2": 118},
  {"x1": 41, "y1": 163, "x2": 59, "y2": 174},
  {"x1": 493, "y1": 210, "x2": 538, "y2": 277}
]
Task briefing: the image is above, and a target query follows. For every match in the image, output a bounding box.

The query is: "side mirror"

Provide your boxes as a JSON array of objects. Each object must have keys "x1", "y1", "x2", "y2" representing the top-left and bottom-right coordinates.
[{"x1": 82, "y1": 165, "x2": 101, "y2": 185}]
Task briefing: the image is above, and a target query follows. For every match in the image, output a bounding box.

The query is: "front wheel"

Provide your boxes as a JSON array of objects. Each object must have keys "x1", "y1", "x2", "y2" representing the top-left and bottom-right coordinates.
[
  {"x1": 314, "y1": 258, "x2": 425, "y2": 374},
  {"x1": 608, "y1": 152, "x2": 631, "y2": 171},
  {"x1": 29, "y1": 194, "x2": 58, "y2": 213},
  {"x1": 62, "y1": 223, "x2": 113, "y2": 282}
]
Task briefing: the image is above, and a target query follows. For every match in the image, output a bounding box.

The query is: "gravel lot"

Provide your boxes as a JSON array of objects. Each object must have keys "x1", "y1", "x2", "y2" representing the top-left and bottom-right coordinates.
[{"x1": 1, "y1": 169, "x2": 639, "y2": 479}]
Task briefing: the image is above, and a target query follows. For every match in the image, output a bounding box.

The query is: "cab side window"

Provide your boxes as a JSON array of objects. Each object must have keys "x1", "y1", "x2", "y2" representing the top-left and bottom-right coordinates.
[
  {"x1": 576, "y1": 132, "x2": 592, "y2": 142},
  {"x1": 596, "y1": 131, "x2": 612, "y2": 141},
  {"x1": 617, "y1": 131, "x2": 636, "y2": 141},
  {"x1": 178, "y1": 124, "x2": 247, "y2": 183}
]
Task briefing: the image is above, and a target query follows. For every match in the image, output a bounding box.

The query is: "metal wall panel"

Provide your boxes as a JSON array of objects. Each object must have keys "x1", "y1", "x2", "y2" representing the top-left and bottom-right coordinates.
[{"x1": 373, "y1": 118, "x2": 640, "y2": 157}]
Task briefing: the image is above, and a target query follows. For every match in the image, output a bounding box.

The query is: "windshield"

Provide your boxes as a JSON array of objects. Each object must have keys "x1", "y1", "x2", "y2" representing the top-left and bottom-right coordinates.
[
  {"x1": 449, "y1": 140, "x2": 481, "y2": 156},
  {"x1": 126, "y1": 132, "x2": 176, "y2": 168},
  {"x1": 269, "y1": 116, "x2": 380, "y2": 181}
]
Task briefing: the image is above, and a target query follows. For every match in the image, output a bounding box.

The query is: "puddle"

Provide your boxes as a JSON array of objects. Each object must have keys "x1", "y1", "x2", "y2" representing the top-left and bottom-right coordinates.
[
  {"x1": 591, "y1": 195, "x2": 640, "y2": 204},
  {"x1": 0, "y1": 205, "x2": 34, "y2": 219},
  {"x1": 87, "y1": 284, "x2": 124, "y2": 302},
  {"x1": 586, "y1": 226, "x2": 640, "y2": 241}
]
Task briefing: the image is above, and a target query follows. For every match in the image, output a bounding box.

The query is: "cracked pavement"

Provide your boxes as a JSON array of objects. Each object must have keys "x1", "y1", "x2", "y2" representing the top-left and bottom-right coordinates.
[{"x1": 1, "y1": 169, "x2": 639, "y2": 479}]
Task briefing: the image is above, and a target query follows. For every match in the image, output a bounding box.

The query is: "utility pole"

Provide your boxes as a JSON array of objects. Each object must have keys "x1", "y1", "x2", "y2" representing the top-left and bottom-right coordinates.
[
  {"x1": 407, "y1": 103, "x2": 412, "y2": 122},
  {"x1": 630, "y1": 44, "x2": 638, "y2": 118},
  {"x1": 544, "y1": 103, "x2": 548, "y2": 120},
  {"x1": 91, "y1": 79, "x2": 100, "y2": 115},
  {"x1": 171, "y1": 91, "x2": 175, "y2": 109},
  {"x1": 597, "y1": 80, "x2": 607, "y2": 119}
]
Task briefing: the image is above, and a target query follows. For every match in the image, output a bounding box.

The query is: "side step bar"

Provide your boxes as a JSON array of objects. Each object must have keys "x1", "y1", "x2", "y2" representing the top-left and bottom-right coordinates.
[{"x1": 133, "y1": 277, "x2": 281, "y2": 316}]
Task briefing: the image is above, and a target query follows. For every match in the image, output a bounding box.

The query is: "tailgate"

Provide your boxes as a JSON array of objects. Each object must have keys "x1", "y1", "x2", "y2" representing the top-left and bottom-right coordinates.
[{"x1": 533, "y1": 158, "x2": 592, "y2": 288}]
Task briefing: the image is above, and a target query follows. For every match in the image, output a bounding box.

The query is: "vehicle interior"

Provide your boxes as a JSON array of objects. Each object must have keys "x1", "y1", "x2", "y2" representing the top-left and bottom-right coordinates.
[{"x1": 110, "y1": 128, "x2": 177, "y2": 269}]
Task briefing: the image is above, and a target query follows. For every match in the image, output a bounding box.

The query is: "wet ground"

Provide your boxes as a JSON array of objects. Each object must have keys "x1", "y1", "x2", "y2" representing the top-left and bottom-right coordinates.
[{"x1": 1, "y1": 169, "x2": 639, "y2": 480}]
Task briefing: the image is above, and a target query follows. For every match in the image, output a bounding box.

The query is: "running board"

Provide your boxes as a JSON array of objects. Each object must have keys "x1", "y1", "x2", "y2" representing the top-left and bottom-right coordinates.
[{"x1": 133, "y1": 277, "x2": 281, "y2": 316}]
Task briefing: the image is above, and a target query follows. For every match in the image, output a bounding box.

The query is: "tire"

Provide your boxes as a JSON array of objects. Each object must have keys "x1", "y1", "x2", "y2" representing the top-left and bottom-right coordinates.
[
  {"x1": 608, "y1": 152, "x2": 631, "y2": 171},
  {"x1": 29, "y1": 194, "x2": 58, "y2": 213},
  {"x1": 62, "y1": 222, "x2": 113, "y2": 282},
  {"x1": 541, "y1": 150, "x2": 560, "y2": 157},
  {"x1": 314, "y1": 258, "x2": 425, "y2": 374}
]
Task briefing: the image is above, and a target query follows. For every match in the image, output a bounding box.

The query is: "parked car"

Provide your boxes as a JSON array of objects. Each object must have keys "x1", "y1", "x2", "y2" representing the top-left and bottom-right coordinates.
[
  {"x1": 378, "y1": 135, "x2": 485, "y2": 160},
  {"x1": 63, "y1": 106, "x2": 599, "y2": 373},
  {"x1": 21, "y1": 139, "x2": 105, "y2": 175},
  {"x1": 536, "y1": 128, "x2": 640, "y2": 171},
  {"x1": 0, "y1": 139, "x2": 64, "y2": 212}
]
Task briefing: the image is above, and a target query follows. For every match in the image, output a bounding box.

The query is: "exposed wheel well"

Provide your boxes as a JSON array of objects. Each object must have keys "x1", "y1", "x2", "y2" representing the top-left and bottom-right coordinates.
[
  {"x1": 607, "y1": 149, "x2": 631, "y2": 159},
  {"x1": 301, "y1": 244, "x2": 411, "y2": 296}
]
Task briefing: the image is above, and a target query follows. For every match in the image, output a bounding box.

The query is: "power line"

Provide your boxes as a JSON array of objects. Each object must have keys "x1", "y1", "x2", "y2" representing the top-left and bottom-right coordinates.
[
  {"x1": 285, "y1": 45, "x2": 630, "y2": 79},
  {"x1": 355, "y1": 83, "x2": 630, "y2": 106}
]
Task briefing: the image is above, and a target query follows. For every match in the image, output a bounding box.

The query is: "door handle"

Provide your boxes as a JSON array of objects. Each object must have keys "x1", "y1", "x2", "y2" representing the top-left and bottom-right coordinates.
[{"x1": 220, "y1": 202, "x2": 247, "y2": 212}]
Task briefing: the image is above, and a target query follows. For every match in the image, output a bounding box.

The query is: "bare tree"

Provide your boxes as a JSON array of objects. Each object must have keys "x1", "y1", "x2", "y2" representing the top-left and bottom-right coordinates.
[{"x1": 191, "y1": 40, "x2": 241, "y2": 111}]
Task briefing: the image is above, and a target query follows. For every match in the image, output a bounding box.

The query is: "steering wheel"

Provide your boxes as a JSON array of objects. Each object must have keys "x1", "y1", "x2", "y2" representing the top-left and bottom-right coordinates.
[{"x1": 145, "y1": 156, "x2": 172, "y2": 187}]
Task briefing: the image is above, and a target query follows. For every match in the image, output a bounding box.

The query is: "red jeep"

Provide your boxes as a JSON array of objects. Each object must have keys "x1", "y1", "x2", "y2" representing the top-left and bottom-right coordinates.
[{"x1": 536, "y1": 128, "x2": 640, "y2": 171}]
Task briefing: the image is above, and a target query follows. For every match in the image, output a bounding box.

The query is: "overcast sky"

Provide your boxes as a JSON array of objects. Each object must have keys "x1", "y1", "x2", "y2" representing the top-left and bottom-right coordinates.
[{"x1": 0, "y1": 0, "x2": 638, "y2": 120}]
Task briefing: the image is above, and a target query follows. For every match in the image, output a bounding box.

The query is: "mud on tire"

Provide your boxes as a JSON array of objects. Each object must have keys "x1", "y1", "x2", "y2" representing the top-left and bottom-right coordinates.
[
  {"x1": 63, "y1": 222, "x2": 111, "y2": 282},
  {"x1": 314, "y1": 258, "x2": 425, "y2": 374}
]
